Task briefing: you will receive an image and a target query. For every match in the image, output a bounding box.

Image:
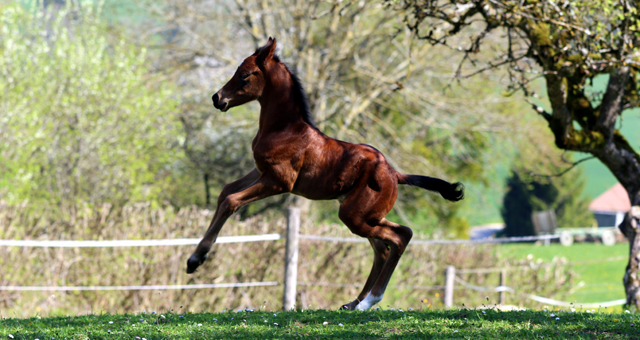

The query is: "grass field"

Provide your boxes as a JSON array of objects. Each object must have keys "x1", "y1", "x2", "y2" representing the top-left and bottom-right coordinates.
[
  {"x1": 1, "y1": 309, "x2": 637, "y2": 339},
  {"x1": 498, "y1": 243, "x2": 628, "y2": 307}
]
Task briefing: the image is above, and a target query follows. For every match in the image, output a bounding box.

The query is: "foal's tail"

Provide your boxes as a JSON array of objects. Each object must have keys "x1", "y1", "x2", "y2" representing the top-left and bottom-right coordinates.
[{"x1": 397, "y1": 173, "x2": 464, "y2": 202}]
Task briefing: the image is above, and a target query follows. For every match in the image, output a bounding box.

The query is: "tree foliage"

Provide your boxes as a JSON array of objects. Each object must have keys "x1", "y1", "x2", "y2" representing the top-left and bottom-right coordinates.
[
  {"x1": 389, "y1": 0, "x2": 640, "y2": 180},
  {"x1": 0, "y1": 2, "x2": 185, "y2": 208}
]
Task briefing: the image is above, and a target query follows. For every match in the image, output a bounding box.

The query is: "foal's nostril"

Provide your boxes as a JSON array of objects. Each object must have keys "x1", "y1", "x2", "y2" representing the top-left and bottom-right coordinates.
[{"x1": 212, "y1": 93, "x2": 220, "y2": 108}]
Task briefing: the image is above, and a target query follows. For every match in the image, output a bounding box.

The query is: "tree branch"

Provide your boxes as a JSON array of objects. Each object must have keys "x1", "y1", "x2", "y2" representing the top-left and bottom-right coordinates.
[
  {"x1": 528, "y1": 156, "x2": 596, "y2": 178},
  {"x1": 598, "y1": 66, "x2": 631, "y2": 139}
]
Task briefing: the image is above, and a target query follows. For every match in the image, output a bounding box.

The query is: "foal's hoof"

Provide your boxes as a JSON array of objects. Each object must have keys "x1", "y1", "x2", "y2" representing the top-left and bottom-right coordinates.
[
  {"x1": 186, "y1": 253, "x2": 207, "y2": 274},
  {"x1": 339, "y1": 300, "x2": 359, "y2": 311}
]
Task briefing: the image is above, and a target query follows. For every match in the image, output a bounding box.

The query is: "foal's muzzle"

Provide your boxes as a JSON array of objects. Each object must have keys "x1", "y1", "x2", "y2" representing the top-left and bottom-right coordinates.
[{"x1": 212, "y1": 92, "x2": 229, "y2": 111}]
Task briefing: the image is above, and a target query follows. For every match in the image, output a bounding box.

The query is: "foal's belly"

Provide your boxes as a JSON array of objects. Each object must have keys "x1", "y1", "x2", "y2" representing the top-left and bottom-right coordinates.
[
  {"x1": 290, "y1": 171, "x2": 351, "y2": 201},
  {"x1": 291, "y1": 154, "x2": 365, "y2": 201}
]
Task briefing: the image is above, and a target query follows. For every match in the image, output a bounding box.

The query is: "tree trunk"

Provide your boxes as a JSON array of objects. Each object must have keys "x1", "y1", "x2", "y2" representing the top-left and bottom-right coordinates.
[{"x1": 621, "y1": 204, "x2": 640, "y2": 310}]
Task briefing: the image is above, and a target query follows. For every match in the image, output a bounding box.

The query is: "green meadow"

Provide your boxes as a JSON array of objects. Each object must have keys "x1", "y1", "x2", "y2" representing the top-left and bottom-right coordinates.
[{"x1": 1, "y1": 309, "x2": 637, "y2": 340}]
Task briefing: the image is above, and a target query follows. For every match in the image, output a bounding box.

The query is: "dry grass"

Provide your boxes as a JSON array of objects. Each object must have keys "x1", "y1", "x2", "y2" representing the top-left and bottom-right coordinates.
[{"x1": 0, "y1": 202, "x2": 574, "y2": 317}]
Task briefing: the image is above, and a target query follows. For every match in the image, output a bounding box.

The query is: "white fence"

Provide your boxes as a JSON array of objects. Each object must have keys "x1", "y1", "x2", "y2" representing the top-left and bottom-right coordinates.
[{"x1": 0, "y1": 207, "x2": 627, "y2": 310}]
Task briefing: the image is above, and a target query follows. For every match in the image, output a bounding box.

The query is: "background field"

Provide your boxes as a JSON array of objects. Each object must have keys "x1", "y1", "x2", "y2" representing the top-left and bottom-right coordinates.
[{"x1": 498, "y1": 243, "x2": 628, "y2": 309}]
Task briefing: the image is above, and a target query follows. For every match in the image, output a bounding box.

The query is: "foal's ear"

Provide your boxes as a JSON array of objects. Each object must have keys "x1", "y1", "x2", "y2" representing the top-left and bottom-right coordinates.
[{"x1": 256, "y1": 37, "x2": 276, "y2": 68}]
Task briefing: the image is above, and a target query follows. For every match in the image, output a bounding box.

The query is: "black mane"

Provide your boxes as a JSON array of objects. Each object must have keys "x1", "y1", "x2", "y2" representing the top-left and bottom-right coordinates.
[
  {"x1": 253, "y1": 47, "x2": 316, "y2": 129},
  {"x1": 283, "y1": 64, "x2": 316, "y2": 129}
]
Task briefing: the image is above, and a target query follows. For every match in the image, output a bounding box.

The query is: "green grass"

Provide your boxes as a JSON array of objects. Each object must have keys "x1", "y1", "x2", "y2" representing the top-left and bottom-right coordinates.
[
  {"x1": 1, "y1": 309, "x2": 637, "y2": 339},
  {"x1": 499, "y1": 243, "x2": 628, "y2": 306}
]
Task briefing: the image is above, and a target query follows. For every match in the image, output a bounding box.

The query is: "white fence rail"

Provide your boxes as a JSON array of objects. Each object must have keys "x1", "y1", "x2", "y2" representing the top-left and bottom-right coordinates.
[
  {"x1": 299, "y1": 234, "x2": 559, "y2": 245},
  {"x1": 453, "y1": 275, "x2": 626, "y2": 308},
  {"x1": 0, "y1": 234, "x2": 282, "y2": 248},
  {"x1": 0, "y1": 207, "x2": 627, "y2": 310},
  {"x1": 0, "y1": 282, "x2": 279, "y2": 292}
]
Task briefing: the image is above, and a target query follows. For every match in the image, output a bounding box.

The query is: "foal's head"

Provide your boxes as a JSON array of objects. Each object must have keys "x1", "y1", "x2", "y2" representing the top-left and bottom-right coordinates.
[{"x1": 212, "y1": 37, "x2": 279, "y2": 112}]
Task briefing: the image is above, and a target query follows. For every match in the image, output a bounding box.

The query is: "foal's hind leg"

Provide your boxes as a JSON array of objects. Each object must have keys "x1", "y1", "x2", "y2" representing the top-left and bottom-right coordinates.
[
  {"x1": 338, "y1": 181, "x2": 413, "y2": 310},
  {"x1": 353, "y1": 218, "x2": 412, "y2": 310},
  {"x1": 340, "y1": 238, "x2": 389, "y2": 310}
]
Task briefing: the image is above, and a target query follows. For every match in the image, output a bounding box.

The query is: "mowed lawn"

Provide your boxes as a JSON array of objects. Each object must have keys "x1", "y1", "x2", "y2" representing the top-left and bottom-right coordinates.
[
  {"x1": 1, "y1": 309, "x2": 637, "y2": 340},
  {"x1": 498, "y1": 243, "x2": 628, "y2": 307}
]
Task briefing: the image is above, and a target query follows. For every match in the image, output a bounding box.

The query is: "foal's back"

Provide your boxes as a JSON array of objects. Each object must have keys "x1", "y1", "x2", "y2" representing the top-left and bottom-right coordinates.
[{"x1": 288, "y1": 124, "x2": 396, "y2": 202}]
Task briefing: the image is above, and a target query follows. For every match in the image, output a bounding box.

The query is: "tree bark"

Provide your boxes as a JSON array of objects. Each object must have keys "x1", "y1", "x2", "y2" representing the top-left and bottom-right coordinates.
[{"x1": 621, "y1": 205, "x2": 640, "y2": 309}]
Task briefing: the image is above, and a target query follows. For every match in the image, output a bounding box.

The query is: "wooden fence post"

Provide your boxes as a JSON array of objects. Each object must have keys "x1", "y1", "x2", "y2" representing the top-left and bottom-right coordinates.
[
  {"x1": 499, "y1": 269, "x2": 506, "y2": 305},
  {"x1": 283, "y1": 207, "x2": 300, "y2": 311},
  {"x1": 444, "y1": 265, "x2": 455, "y2": 308}
]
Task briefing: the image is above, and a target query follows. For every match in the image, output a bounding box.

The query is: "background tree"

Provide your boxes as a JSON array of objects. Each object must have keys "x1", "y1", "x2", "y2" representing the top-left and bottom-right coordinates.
[
  {"x1": 390, "y1": 0, "x2": 640, "y2": 307},
  {"x1": 501, "y1": 158, "x2": 593, "y2": 237},
  {"x1": 130, "y1": 0, "x2": 528, "y2": 236}
]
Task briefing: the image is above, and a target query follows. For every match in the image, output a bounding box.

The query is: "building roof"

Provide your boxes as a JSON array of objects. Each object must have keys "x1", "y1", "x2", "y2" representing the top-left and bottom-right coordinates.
[{"x1": 589, "y1": 183, "x2": 631, "y2": 213}]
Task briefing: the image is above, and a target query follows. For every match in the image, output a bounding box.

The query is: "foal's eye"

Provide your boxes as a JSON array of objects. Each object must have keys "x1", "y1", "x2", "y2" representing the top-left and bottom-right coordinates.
[{"x1": 240, "y1": 73, "x2": 250, "y2": 80}]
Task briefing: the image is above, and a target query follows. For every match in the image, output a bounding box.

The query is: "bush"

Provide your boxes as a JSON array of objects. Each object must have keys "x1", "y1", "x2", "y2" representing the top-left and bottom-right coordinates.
[{"x1": 0, "y1": 2, "x2": 185, "y2": 209}]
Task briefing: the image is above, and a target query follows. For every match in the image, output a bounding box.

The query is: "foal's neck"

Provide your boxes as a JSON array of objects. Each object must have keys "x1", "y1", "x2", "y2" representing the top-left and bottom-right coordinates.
[{"x1": 257, "y1": 67, "x2": 308, "y2": 133}]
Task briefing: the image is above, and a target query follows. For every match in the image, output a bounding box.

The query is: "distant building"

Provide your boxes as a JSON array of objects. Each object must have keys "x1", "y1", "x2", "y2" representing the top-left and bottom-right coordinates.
[{"x1": 589, "y1": 183, "x2": 630, "y2": 227}]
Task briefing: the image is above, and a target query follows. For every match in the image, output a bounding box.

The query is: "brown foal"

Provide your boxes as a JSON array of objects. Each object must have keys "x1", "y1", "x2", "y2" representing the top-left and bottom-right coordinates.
[{"x1": 186, "y1": 37, "x2": 464, "y2": 310}]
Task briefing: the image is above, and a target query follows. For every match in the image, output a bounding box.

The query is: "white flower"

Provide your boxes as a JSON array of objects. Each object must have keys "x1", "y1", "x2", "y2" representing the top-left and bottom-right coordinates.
[
  {"x1": 274, "y1": 323, "x2": 278, "y2": 326},
  {"x1": 198, "y1": 323, "x2": 202, "y2": 327},
  {"x1": 550, "y1": 314, "x2": 555, "y2": 317},
  {"x1": 323, "y1": 321, "x2": 329, "y2": 325},
  {"x1": 571, "y1": 308, "x2": 576, "y2": 312},
  {"x1": 8, "y1": 335, "x2": 13, "y2": 339},
  {"x1": 454, "y1": 330, "x2": 458, "y2": 333},
  {"x1": 625, "y1": 310, "x2": 631, "y2": 314},
  {"x1": 482, "y1": 311, "x2": 486, "y2": 314},
  {"x1": 264, "y1": 320, "x2": 267, "y2": 323},
  {"x1": 109, "y1": 321, "x2": 114, "y2": 324},
  {"x1": 237, "y1": 309, "x2": 242, "y2": 313},
  {"x1": 556, "y1": 317, "x2": 560, "y2": 321},
  {"x1": 339, "y1": 323, "x2": 344, "y2": 327},
  {"x1": 212, "y1": 318, "x2": 217, "y2": 321}
]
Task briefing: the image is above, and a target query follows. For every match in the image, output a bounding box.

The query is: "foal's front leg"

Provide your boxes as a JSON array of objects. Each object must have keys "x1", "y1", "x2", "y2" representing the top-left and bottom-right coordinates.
[{"x1": 186, "y1": 171, "x2": 282, "y2": 273}]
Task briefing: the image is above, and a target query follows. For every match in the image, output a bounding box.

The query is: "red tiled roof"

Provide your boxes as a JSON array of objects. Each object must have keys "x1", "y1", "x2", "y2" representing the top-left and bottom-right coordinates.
[{"x1": 589, "y1": 183, "x2": 631, "y2": 212}]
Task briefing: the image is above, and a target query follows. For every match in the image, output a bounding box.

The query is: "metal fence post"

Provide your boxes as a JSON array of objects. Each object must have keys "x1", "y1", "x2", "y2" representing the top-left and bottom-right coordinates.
[
  {"x1": 444, "y1": 265, "x2": 455, "y2": 308},
  {"x1": 283, "y1": 207, "x2": 300, "y2": 311}
]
